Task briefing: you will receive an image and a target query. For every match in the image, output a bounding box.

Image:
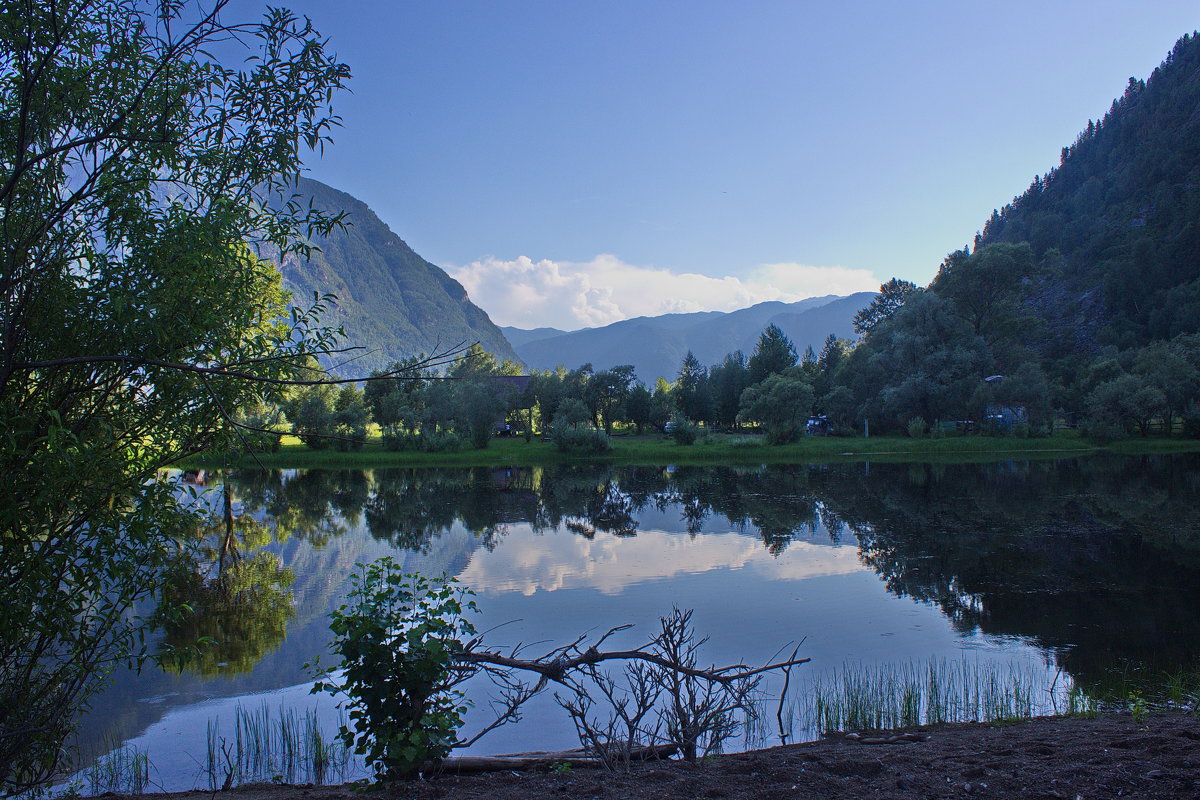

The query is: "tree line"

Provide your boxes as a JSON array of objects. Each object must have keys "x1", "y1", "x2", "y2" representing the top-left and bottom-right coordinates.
[
  {"x1": 281, "y1": 246, "x2": 1200, "y2": 451},
  {"x1": 266, "y1": 319, "x2": 859, "y2": 452}
]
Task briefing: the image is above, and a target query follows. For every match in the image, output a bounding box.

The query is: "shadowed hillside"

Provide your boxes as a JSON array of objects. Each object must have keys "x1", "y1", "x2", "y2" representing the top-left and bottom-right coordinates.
[{"x1": 270, "y1": 179, "x2": 518, "y2": 374}]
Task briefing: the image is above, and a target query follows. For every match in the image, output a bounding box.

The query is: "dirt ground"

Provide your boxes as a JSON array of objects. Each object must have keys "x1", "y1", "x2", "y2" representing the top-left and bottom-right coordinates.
[{"x1": 103, "y1": 712, "x2": 1200, "y2": 800}]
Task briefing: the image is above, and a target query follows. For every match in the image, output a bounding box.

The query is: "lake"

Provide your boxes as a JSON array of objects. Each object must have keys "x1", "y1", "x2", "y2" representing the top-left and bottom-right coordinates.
[{"x1": 70, "y1": 455, "x2": 1200, "y2": 790}]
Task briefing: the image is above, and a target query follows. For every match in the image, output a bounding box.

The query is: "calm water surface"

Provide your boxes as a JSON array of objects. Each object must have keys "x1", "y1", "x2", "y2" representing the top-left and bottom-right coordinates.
[{"x1": 72, "y1": 456, "x2": 1200, "y2": 789}]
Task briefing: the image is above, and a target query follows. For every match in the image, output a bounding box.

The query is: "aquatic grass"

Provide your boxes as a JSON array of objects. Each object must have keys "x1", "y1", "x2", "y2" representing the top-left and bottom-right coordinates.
[
  {"x1": 1072, "y1": 664, "x2": 1200, "y2": 711},
  {"x1": 1062, "y1": 684, "x2": 1100, "y2": 718},
  {"x1": 84, "y1": 742, "x2": 151, "y2": 795},
  {"x1": 204, "y1": 704, "x2": 354, "y2": 790},
  {"x1": 806, "y1": 659, "x2": 1059, "y2": 735}
]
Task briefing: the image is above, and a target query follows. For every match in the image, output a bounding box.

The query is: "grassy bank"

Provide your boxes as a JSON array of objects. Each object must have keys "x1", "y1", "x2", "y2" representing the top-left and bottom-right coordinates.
[{"x1": 184, "y1": 430, "x2": 1200, "y2": 470}]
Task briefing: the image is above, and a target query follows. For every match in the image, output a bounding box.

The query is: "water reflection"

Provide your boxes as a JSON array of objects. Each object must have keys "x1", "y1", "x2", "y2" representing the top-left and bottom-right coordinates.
[
  {"x1": 196, "y1": 457, "x2": 1200, "y2": 695},
  {"x1": 156, "y1": 482, "x2": 295, "y2": 676},
  {"x1": 806, "y1": 457, "x2": 1200, "y2": 691},
  {"x1": 76, "y1": 456, "x2": 1200, "y2": 787}
]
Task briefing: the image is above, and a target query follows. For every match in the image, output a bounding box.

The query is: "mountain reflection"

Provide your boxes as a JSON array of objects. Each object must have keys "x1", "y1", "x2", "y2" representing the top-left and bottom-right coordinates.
[{"x1": 203, "y1": 457, "x2": 1200, "y2": 694}]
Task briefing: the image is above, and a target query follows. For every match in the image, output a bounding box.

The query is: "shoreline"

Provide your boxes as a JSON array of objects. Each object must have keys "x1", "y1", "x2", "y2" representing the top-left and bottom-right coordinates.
[
  {"x1": 182, "y1": 432, "x2": 1200, "y2": 470},
  {"x1": 85, "y1": 711, "x2": 1200, "y2": 800}
]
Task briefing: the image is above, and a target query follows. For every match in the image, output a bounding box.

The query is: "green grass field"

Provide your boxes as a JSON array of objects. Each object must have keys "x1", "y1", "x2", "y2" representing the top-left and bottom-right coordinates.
[{"x1": 184, "y1": 429, "x2": 1200, "y2": 470}]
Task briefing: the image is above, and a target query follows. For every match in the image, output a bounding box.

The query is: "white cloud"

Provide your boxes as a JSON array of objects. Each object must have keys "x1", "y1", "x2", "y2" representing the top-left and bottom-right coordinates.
[
  {"x1": 749, "y1": 262, "x2": 883, "y2": 298},
  {"x1": 448, "y1": 254, "x2": 880, "y2": 330}
]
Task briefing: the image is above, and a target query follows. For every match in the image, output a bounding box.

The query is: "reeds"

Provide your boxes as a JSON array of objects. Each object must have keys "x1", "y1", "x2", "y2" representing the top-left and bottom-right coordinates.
[
  {"x1": 806, "y1": 659, "x2": 1050, "y2": 734},
  {"x1": 84, "y1": 743, "x2": 151, "y2": 795},
  {"x1": 204, "y1": 704, "x2": 354, "y2": 790}
]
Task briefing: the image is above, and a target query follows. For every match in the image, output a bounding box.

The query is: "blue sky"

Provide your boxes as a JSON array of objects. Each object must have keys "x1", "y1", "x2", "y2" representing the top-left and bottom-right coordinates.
[{"x1": 283, "y1": 0, "x2": 1199, "y2": 330}]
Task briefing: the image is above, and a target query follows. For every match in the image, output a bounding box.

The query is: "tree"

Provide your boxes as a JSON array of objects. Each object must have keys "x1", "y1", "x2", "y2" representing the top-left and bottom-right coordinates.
[
  {"x1": 1132, "y1": 340, "x2": 1199, "y2": 435},
  {"x1": 1086, "y1": 374, "x2": 1166, "y2": 438},
  {"x1": 991, "y1": 362, "x2": 1054, "y2": 430},
  {"x1": 815, "y1": 334, "x2": 851, "y2": 397},
  {"x1": 450, "y1": 379, "x2": 508, "y2": 449},
  {"x1": 284, "y1": 371, "x2": 369, "y2": 450},
  {"x1": 853, "y1": 278, "x2": 919, "y2": 335},
  {"x1": 738, "y1": 374, "x2": 815, "y2": 444},
  {"x1": 287, "y1": 381, "x2": 340, "y2": 450},
  {"x1": 0, "y1": 3, "x2": 355, "y2": 791},
  {"x1": 651, "y1": 377, "x2": 674, "y2": 431},
  {"x1": 747, "y1": 324, "x2": 798, "y2": 384},
  {"x1": 673, "y1": 351, "x2": 711, "y2": 422},
  {"x1": 709, "y1": 351, "x2": 750, "y2": 429},
  {"x1": 585, "y1": 365, "x2": 636, "y2": 434},
  {"x1": 554, "y1": 397, "x2": 592, "y2": 429},
  {"x1": 448, "y1": 343, "x2": 522, "y2": 379},
  {"x1": 843, "y1": 291, "x2": 990, "y2": 430},
  {"x1": 365, "y1": 357, "x2": 433, "y2": 430},
  {"x1": 625, "y1": 383, "x2": 654, "y2": 434},
  {"x1": 332, "y1": 384, "x2": 371, "y2": 451},
  {"x1": 932, "y1": 243, "x2": 1037, "y2": 345}
]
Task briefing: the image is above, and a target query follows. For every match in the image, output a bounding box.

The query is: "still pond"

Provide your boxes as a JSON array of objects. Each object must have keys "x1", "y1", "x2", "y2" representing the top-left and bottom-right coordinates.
[{"x1": 71, "y1": 455, "x2": 1200, "y2": 790}]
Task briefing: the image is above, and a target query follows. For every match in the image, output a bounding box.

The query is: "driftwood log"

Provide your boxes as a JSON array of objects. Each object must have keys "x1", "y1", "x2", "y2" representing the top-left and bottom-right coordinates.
[
  {"x1": 839, "y1": 731, "x2": 931, "y2": 745},
  {"x1": 436, "y1": 743, "x2": 680, "y2": 774}
]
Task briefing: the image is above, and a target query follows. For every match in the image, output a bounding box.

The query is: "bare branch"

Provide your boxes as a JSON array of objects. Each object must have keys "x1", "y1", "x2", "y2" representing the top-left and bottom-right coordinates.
[
  {"x1": 12, "y1": 342, "x2": 473, "y2": 386},
  {"x1": 455, "y1": 644, "x2": 809, "y2": 687}
]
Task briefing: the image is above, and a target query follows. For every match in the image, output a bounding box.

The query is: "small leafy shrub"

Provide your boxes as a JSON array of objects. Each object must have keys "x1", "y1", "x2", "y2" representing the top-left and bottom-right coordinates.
[
  {"x1": 1128, "y1": 691, "x2": 1148, "y2": 723},
  {"x1": 245, "y1": 430, "x2": 284, "y2": 452},
  {"x1": 669, "y1": 414, "x2": 700, "y2": 445},
  {"x1": 905, "y1": 417, "x2": 927, "y2": 439},
  {"x1": 315, "y1": 560, "x2": 478, "y2": 779},
  {"x1": 381, "y1": 427, "x2": 463, "y2": 453},
  {"x1": 1182, "y1": 403, "x2": 1200, "y2": 438},
  {"x1": 729, "y1": 436, "x2": 763, "y2": 449},
  {"x1": 551, "y1": 424, "x2": 612, "y2": 454},
  {"x1": 1084, "y1": 419, "x2": 1128, "y2": 443}
]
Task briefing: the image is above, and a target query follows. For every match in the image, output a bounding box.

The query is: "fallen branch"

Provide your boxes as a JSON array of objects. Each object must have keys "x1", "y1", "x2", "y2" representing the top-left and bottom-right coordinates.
[
  {"x1": 840, "y1": 731, "x2": 930, "y2": 745},
  {"x1": 435, "y1": 743, "x2": 679, "y2": 775},
  {"x1": 450, "y1": 611, "x2": 810, "y2": 765},
  {"x1": 455, "y1": 638, "x2": 810, "y2": 687}
]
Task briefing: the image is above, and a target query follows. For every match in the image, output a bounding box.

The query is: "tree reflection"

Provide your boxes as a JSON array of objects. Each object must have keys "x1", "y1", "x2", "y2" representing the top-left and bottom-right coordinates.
[
  {"x1": 200, "y1": 456, "x2": 1200, "y2": 696},
  {"x1": 157, "y1": 482, "x2": 295, "y2": 676},
  {"x1": 808, "y1": 457, "x2": 1200, "y2": 697}
]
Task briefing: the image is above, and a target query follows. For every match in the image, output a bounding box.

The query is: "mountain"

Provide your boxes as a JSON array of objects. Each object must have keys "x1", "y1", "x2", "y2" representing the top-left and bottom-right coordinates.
[
  {"x1": 509, "y1": 293, "x2": 875, "y2": 381},
  {"x1": 500, "y1": 326, "x2": 569, "y2": 349},
  {"x1": 269, "y1": 178, "x2": 518, "y2": 375},
  {"x1": 973, "y1": 32, "x2": 1200, "y2": 357},
  {"x1": 829, "y1": 32, "x2": 1200, "y2": 433}
]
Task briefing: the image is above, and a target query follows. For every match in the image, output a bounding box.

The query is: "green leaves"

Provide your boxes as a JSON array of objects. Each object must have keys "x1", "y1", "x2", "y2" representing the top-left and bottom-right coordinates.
[
  {"x1": 1, "y1": 0, "x2": 350, "y2": 791},
  {"x1": 315, "y1": 560, "x2": 477, "y2": 780}
]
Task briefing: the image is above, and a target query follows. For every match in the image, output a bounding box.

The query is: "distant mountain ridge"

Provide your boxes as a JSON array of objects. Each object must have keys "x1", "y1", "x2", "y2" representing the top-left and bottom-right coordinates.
[
  {"x1": 504, "y1": 292, "x2": 875, "y2": 381},
  {"x1": 270, "y1": 178, "x2": 518, "y2": 375}
]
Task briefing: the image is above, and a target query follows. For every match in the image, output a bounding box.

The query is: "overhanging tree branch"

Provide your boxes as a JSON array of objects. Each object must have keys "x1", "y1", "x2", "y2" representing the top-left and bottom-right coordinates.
[{"x1": 12, "y1": 342, "x2": 473, "y2": 386}]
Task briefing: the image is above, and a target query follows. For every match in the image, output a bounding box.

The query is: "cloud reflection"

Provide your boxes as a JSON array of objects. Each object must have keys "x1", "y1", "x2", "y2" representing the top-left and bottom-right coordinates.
[{"x1": 458, "y1": 525, "x2": 866, "y2": 596}]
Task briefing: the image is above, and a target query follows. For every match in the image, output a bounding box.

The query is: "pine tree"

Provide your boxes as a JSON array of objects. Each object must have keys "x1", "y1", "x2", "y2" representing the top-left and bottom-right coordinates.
[{"x1": 747, "y1": 324, "x2": 798, "y2": 384}]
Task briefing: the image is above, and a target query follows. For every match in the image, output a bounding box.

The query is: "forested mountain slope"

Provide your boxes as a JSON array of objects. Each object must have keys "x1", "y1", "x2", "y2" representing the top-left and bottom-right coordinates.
[
  {"x1": 270, "y1": 179, "x2": 518, "y2": 374},
  {"x1": 830, "y1": 32, "x2": 1200, "y2": 434},
  {"x1": 976, "y1": 32, "x2": 1200, "y2": 353}
]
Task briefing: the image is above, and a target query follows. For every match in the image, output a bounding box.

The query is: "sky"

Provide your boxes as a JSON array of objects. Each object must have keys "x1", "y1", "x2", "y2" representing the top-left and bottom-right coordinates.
[{"x1": 281, "y1": 0, "x2": 1199, "y2": 331}]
